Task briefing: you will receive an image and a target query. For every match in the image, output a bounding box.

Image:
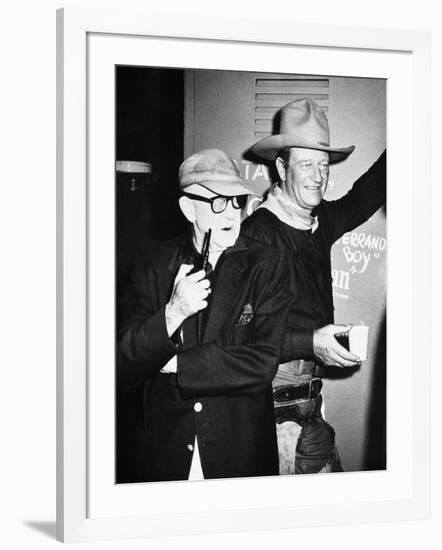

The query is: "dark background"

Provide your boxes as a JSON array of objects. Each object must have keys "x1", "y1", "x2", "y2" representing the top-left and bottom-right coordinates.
[{"x1": 116, "y1": 66, "x2": 187, "y2": 482}]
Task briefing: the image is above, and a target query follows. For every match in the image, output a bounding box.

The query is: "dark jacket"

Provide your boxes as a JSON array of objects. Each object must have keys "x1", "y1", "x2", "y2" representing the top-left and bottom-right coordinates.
[
  {"x1": 117, "y1": 233, "x2": 290, "y2": 481},
  {"x1": 241, "y1": 150, "x2": 386, "y2": 363}
]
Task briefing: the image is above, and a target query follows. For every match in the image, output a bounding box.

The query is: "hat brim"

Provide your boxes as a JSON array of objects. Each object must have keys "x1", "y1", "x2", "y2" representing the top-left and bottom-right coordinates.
[
  {"x1": 250, "y1": 134, "x2": 355, "y2": 164},
  {"x1": 198, "y1": 179, "x2": 257, "y2": 197}
]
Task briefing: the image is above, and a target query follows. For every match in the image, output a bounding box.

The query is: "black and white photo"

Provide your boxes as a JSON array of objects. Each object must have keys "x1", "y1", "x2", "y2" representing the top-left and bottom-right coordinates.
[{"x1": 115, "y1": 67, "x2": 386, "y2": 483}]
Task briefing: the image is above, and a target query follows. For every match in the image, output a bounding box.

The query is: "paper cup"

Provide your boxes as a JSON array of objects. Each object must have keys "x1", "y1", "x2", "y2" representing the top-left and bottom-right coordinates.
[{"x1": 349, "y1": 325, "x2": 370, "y2": 361}]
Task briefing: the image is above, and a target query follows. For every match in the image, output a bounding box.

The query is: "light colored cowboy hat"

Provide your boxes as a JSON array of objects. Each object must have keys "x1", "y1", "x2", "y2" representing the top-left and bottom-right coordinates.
[
  {"x1": 250, "y1": 98, "x2": 355, "y2": 163},
  {"x1": 179, "y1": 148, "x2": 256, "y2": 196}
]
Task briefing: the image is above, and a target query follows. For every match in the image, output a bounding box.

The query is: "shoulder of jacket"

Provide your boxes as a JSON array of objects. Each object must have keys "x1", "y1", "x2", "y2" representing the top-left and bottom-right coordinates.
[
  {"x1": 240, "y1": 235, "x2": 285, "y2": 267},
  {"x1": 141, "y1": 237, "x2": 181, "y2": 271},
  {"x1": 241, "y1": 210, "x2": 280, "y2": 242},
  {"x1": 243, "y1": 208, "x2": 277, "y2": 229}
]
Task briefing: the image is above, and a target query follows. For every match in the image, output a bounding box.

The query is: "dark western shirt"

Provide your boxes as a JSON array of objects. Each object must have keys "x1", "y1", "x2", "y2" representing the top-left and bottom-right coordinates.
[{"x1": 241, "y1": 150, "x2": 386, "y2": 364}]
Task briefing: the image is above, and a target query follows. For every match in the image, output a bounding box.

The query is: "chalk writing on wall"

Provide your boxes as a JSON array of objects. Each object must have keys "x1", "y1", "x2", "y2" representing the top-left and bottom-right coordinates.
[
  {"x1": 233, "y1": 160, "x2": 270, "y2": 182},
  {"x1": 332, "y1": 230, "x2": 387, "y2": 300}
]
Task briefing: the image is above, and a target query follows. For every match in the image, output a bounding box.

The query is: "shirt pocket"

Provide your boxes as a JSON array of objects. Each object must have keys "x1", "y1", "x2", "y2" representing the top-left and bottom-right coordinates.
[{"x1": 230, "y1": 323, "x2": 254, "y2": 346}]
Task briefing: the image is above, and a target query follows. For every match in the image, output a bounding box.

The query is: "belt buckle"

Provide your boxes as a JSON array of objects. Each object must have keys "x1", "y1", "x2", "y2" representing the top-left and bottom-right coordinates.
[{"x1": 309, "y1": 378, "x2": 322, "y2": 399}]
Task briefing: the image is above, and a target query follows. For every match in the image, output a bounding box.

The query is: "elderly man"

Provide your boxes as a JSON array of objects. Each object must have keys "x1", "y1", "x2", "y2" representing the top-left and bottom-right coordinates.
[
  {"x1": 118, "y1": 148, "x2": 290, "y2": 482},
  {"x1": 242, "y1": 98, "x2": 386, "y2": 474}
]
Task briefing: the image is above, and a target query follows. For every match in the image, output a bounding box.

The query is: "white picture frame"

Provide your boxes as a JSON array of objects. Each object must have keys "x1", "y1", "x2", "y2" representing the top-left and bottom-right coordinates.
[{"x1": 56, "y1": 7, "x2": 430, "y2": 543}]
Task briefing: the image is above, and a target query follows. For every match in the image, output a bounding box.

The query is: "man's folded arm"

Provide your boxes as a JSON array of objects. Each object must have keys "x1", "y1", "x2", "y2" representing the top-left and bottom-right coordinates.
[
  {"x1": 117, "y1": 262, "x2": 181, "y2": 389},
  {"x1": 117, "y1": 305, "x2": 181, "y2": 389},
  {"x1": 177, "y1": 258, "x2": 290, "y2": 398},
  {"x1": 279, "y1": 329, "x2": 314, "y2": 363}
]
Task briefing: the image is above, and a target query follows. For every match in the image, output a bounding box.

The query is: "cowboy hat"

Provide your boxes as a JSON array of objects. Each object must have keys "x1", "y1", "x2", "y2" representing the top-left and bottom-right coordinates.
[{"x1": 250, "y1": 98, "x2": 355, "y2": 163}]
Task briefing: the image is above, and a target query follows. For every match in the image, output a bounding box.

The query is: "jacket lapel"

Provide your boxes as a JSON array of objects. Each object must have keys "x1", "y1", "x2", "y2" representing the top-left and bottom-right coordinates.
[
  {"x1": 202, "y1": 237, "x2": 249, "y2": 344},
  {"x1": 167, "y1": 232, "x2": 195, "y2": 275}
]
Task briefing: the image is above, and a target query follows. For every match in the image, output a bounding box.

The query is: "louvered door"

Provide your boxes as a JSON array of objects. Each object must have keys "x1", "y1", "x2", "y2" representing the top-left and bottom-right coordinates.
[{"x1": 254, "y1": 75, "x2": 329, "y2": 139}]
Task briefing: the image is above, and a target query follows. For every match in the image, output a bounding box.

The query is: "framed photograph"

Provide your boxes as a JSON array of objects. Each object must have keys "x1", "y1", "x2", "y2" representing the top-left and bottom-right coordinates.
[{"x1": 57, "y1": 7, "x2": 430, "y2": 543}]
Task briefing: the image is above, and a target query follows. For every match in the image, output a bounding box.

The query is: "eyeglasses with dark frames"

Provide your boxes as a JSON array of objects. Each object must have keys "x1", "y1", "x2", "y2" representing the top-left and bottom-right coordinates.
[{"x1": 181, "y1": 192, "x2": 248, "y2": 214}]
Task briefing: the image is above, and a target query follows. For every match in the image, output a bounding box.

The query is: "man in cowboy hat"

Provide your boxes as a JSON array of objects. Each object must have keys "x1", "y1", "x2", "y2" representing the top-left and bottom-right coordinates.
[
  {"x1": 118, "y1": 148, "x2": 291, "y2": 481},
  {"x1": 242, "y1": 98, "x2": 386, "y2": 474}
]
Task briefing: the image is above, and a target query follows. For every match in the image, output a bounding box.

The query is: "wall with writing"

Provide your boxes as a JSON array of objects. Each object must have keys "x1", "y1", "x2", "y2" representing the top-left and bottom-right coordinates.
[
  {"x1": 185, "y1": 70, "x2": 386, "y2": 471},
  {"x1": 325, "y1": 78, "x2": 386, "y2": 471}
]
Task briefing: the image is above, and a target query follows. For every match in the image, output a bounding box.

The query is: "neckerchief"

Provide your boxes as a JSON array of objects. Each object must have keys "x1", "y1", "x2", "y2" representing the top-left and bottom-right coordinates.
[{"x1": 257, "y1": 184, "x2": 319, "y2": 232}]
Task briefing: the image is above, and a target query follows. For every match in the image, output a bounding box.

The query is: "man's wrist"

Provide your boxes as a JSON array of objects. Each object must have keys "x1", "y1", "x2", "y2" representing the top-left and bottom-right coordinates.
[
  {"x1": 165, "y1": 302, "x2": 185, "y2": 336},
  {"x1": 296, "y1": 329, "x2": 314, "y2": 359}
]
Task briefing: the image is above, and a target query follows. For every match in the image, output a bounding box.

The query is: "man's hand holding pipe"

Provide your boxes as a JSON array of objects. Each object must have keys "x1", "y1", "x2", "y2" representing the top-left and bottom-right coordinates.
[{"x1": 165, "y1": 264, "x2": 211, "y2": 336}]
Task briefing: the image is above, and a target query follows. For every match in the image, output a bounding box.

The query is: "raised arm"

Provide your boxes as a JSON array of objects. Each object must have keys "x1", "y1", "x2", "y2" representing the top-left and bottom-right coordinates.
[{"x1": 322, "y1": 149, "x2": 386, "y2": 244}]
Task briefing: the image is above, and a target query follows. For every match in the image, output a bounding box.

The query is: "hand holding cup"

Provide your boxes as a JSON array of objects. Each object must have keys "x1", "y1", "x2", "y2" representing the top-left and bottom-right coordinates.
[{"x1": 313, "y1": 324, "x2": 362, "y2": 367}]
